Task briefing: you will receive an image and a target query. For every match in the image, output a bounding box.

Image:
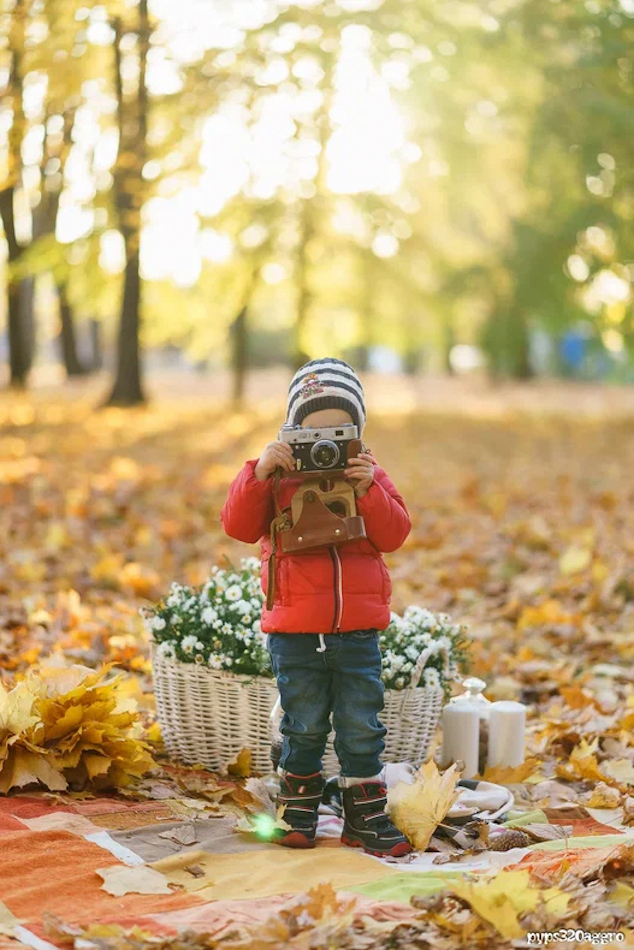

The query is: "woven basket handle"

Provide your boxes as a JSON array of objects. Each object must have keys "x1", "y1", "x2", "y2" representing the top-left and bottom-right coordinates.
[
  {"x1": 398, "y1": 643, "x2": 452, "y2": 719},
  {"x1": 409, "y1": 642, "x2": 451, "y2": 688}
]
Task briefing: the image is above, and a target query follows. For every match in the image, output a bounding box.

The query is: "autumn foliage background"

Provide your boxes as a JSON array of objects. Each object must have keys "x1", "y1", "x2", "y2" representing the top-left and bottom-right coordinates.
[{"x1": 1, "y1": 0, "x2": 634, "y2": 840}]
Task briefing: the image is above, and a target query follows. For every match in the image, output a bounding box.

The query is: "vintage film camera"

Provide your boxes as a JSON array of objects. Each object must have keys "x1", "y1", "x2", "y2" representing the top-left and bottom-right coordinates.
[
  {"x1": 266, "y1": 424, "x2": 368, "y2": 608},
  {"x1": 278, "y1": 422, "x2": 362, "y2": 473}
]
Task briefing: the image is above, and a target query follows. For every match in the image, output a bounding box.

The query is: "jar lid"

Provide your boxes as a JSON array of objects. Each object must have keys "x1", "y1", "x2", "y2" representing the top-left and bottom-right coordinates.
[{"x1": 449, "y1": 676, "x2": 491, "y2": 713}]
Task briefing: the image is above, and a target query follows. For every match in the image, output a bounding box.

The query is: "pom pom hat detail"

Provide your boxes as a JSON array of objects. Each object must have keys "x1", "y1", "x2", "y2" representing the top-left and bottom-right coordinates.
[{"x1": 285, "y1": 358, "x2": 366, "y2": 433}]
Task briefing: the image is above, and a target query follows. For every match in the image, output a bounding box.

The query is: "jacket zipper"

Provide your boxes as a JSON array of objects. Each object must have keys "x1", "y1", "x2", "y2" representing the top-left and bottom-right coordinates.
[{"x1": 329, "y1": 546, "x2": 344, "y2": 633}]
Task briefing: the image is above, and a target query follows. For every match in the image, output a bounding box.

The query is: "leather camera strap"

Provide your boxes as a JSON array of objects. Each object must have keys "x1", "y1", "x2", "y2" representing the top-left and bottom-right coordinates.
[{"x1": 267, "y1": 468, "x2": 290, "y2": 611}]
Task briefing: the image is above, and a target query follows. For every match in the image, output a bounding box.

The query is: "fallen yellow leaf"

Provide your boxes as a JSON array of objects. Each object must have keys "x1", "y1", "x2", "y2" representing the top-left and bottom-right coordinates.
[
  {"x1": 227, "y1": 747, "x2": 252, "y2": 778},
  {"x1": 387, "y1": 759, "x2": 460, "y2": 851},
  {"x1": 555, "y1": 738, "x2": 607, "y2": 784},
  {"x1": 587, "y1": 782, "x2": 622, "y2": 808},
  {"x1": 559, "y1": 545, "x2": 592, "y2": 576},
  {"x1": 450, "y1": 870, "x2": 570, "y2": 940},
  {"x1": 481, "y1": 757, "x2": 541, "y2": 784},
  {"x1": 602, "y1": 759, "x2": 634, "y2": 787},
  {"x1": 96, "y1": 866, "x2": 172, "y2": 897},
  {"x1": 608, "y1": 882, "x2": 634, "y2": 908}
]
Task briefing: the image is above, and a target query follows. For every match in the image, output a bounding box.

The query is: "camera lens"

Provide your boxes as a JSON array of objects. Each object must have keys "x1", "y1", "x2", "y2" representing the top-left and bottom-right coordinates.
[{"x1": 310, "y1": 440, "x2": 339, "y2": 469}]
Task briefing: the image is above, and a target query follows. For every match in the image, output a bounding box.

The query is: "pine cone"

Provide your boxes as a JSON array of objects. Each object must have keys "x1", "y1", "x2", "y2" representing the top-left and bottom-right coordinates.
[{"x1": 489, "y1": 829, "x2": 531, "y2": 851}]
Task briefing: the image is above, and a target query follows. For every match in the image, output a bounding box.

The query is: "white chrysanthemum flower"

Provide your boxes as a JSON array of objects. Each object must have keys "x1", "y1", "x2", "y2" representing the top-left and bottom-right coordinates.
[
  {"x1": 151, "y1": 615, "x2": 166, "y2": 632},
  {"x1": 201, "y1": 606, "x2": 217, "y2": 625},
  {"x1": 405, "y1": 644, "x2": 419, "y2": 661},
  {"x1": 242, "y1": 614, "x2": 251, "y2": 625},
  {"x1": 234, "y1": 599, "x2": 250, "y2": 615},
  {"x1": 225, "y1": 584, "x2": 242, "y2": 601},
  {"x1": 221, "y1": 623, "x2": 232, "y2": 635},
  {"x1": 213, "y1": 618, "x2": 222, "y2": 629},
  {"x1": 157, "y1": 641, "x2": 176, "y2": 659},
  {"x1": 252, "y1": 620, "x2": 261, "y2": 634},
  {"x1": 395, "y1": 676, "x2": 405, "y2": 689},
  {"x1": 225, "y1": 657, "x2": 233, "y2": 666},
  {"x1": 424, "y1": 667, "x2": 441, "y2": 688},
  {"x1": 208, "y1": 654, "x2": 222, "y2": 669},
  {"x1": 181, "y1": 634, "x2": 198, "y2": 654}
]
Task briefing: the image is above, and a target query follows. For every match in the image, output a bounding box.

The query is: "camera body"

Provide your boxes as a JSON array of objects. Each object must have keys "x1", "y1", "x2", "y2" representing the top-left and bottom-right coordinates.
[{"x1": 279, "y1": 423, "x2": 362, "y2": 474}]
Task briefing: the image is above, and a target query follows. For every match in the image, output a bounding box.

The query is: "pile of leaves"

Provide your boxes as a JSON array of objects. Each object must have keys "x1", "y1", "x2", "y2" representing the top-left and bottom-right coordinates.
[{"x1": 0, "y1": 660, "x2": 155, "y2": 792}]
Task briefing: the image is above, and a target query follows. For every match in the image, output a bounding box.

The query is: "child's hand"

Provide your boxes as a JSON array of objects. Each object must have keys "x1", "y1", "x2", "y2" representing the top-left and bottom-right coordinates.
[
  {"x1": 255, "y1": 441, "x2": 295, "y2": 481},
  {"x1": 344, "y1": 452, "x2": 375, "y2": 497}
]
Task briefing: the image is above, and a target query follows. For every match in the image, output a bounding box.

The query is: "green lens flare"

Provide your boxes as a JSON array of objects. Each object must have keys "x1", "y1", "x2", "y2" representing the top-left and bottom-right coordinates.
[{"x1": 252, "y1": 813, "x2": 277, "y2": 839}]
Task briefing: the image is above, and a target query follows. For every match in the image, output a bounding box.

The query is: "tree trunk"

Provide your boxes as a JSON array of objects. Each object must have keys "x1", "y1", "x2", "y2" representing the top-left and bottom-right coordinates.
[
  {"x1": 2, "y1": 0, "x2": 29, "y2": 389},
  {"x1": 442, "y1": 316, "x2": 455, "y2": 375},
  {"x1": 0, "y1": 187, "x2": 29, "y2": 388},
  {"x1": 513, "y1": 311, "x2": 533, "y2": 379},
  {"x1": 105, "y1": 250, "x2": 144, "y2": 405},
  {"x1": 291, "y1": 52, "x2": 335, "y2": 371},
  {"x1": 89, "y1": 318, "x2": 104, "y2": 371},
  {"x1": 293, "y1": 205, "x2": 313, "y2": 370},
  {"x1": 357, "y1": 247, "x2": 375, "y2": 371},
  {"x1": 20, "y1": 277, "x2": 36, "y2": 373},
  {"x1": 104, "y1": 2, "x2": 148, "y2": 407},
  {"x1": 482, "y1": 307, "x2": 533, "y2": 381},
  {"x1": 56, "y1": 281, "x2": 85, "y2": 377},
  {"x1": 230, "y1": 305, "x2": 248, "y2": 409},
  {"x1": 7, "y1": 279, "x2": 29, "y2": 387}
]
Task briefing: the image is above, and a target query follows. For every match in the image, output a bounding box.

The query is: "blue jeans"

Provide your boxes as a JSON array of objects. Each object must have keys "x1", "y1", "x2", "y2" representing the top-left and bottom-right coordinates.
[{"x1": 267, "y1": 631, "x2": 387, "y2": 778}]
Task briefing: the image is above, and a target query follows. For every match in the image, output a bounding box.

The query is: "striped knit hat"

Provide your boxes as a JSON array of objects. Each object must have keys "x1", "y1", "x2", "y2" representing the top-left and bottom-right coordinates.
[{"x1": 286, "y1": 358, "x2": 366, "y2": 432}]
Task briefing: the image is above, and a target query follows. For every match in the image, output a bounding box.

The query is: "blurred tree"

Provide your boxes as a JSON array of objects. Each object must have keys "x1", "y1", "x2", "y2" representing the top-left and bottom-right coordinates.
[
  {"x1": 105, "y1": 0, "x2": 150, "y2": 405},
  {"x1": 1, "y1": 0, "x2": 30, "y2": 387}
]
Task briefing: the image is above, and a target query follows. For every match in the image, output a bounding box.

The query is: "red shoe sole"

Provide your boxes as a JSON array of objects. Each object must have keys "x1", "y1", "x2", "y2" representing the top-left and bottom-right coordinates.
[
  {"x1": 278, "y1": 831, "x2": 316, "y2": 849},
  {"x1": 341, "y1": 834, "x2": 413, "y2": 858}
]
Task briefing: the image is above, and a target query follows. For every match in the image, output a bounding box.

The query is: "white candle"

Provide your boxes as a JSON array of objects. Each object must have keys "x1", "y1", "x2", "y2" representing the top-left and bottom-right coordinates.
[
  {"x1": 487, "y1": 701, "x2": 526, "y2": 769},
  {"x1": 441, "y1": 702, "x2": 480, "y2": 779}
]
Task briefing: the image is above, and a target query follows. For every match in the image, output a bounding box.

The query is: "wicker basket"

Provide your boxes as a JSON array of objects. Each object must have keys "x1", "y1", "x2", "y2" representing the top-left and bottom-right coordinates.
[{"x1": 151, "y1": 642, "x2": 278, "y2": 773}]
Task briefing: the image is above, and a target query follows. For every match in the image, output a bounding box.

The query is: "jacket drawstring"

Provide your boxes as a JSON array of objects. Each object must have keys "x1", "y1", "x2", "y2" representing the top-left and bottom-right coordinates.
[{"x1": 316, "y1": 633, "x2": 327, "y2": 653}]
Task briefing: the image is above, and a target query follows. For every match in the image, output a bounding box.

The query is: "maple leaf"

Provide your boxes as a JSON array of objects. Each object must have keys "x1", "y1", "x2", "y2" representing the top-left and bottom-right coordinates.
[{"x1": 387, "y1": 759, "x2": 460, "y2": 851}]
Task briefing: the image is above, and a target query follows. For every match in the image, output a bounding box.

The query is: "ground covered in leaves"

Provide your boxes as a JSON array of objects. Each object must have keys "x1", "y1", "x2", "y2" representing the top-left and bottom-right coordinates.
[{"x1": 2, "y1": 374, "x2": 634, "y2": 946}]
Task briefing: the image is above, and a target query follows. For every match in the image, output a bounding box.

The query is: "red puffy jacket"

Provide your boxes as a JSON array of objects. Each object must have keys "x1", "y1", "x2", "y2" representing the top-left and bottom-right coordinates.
[{"x1": 221, "y1": 458, "x2": 411, "y2": 634}]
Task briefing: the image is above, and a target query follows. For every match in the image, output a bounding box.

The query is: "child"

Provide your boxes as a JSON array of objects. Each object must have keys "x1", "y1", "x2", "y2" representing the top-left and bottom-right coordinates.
[{"x1": 221, "y1": 358, "x2": 413, "y2": 857}]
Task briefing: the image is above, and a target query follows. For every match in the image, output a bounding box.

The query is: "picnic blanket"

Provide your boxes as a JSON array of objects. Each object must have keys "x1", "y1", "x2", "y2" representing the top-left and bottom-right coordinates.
[{"x1": 0, "y1": 785, "x2": 632, "y2": 948}]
